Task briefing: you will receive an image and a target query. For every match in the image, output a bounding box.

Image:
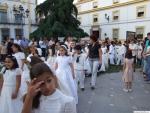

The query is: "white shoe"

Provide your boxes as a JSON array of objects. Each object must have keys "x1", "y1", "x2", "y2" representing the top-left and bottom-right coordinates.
[
  {"x1": 128, "y1": 89, "x2": 133, "y2": 92},
  {"x1": 123, "y1": 88, "x2": 128, "y2": 92}
]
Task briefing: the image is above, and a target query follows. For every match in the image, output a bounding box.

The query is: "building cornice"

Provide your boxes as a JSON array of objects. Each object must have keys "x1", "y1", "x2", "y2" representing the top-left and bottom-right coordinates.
[
  {"x1": 0, "y1": 4, "x2": 8, "y2": 12},
  {"x1": 75, "y1": 0, "x2": 94, "y2": 5},
  {"x1": 78, "y1": 0, "x2": 149, "y2": 15},
  {"x1": 5, "y1": 0, "x2": 36, "y2": 5}
]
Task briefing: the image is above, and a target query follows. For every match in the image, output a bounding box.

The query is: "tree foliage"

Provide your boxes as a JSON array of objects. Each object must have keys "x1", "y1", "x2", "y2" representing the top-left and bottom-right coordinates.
[{"x1": 30, "y1": 0, "x2": 88, "y2": 39}]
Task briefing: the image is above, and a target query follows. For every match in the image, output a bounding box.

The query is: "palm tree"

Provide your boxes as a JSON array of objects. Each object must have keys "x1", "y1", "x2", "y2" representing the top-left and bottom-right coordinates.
[{"x1": 30, "y1": 0, "x2": 88, "y2": 39}]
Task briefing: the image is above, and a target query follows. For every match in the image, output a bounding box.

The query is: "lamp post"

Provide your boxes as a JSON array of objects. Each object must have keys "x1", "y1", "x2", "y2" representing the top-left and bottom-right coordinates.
[
  {"x1": 13, "y1": 5, "x2": 30, "y2": 38},
  {"x1": 105, "y1": 13, "x2": 110, "y2": 22}
]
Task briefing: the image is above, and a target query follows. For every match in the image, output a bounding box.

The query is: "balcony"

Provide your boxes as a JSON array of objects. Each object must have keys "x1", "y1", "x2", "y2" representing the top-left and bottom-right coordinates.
[
  {"x1": 0, "y1": 17, "x2": 9, "y2": 24},
  {"x1": 0, "y1": 17, "x2": 39, "y2": 26}
]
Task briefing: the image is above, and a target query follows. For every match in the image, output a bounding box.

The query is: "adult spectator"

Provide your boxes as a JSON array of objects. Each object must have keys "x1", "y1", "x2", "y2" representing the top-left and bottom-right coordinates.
[
  {"x1": 0, "y1": 41, "x2": 7, "y2": 62},
  {"x1": 14, "y1": 35, "x2": 21, "y2": 45},
  {"x1": 143, "y1": 33, "x2": 150, "y2": 81},
  {"x1": 7, "y1": 38, "x2": 14, "y2": 55},
  {"x1": 88, "y1": 35, "x2": 102, "y2": 90},
  {"x1": 129, "y1": 40, "x2": 138, "y2": 71},
  {"x1": 20, "y1": 37, "x2": 29, "y2": 49},
  {"x1": 109, "y1": 41, "x2": 115, "y2": 65}
]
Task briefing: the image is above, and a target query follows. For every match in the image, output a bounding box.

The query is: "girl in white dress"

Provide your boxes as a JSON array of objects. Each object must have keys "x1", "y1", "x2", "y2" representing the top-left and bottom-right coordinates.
[
  {"x1": 21, "y1": 56, "x2": 44, "y2": 97},
  {"x1": 12, "y1": 43, "x2": 29, "y2": 96},
  {"x1": 22, "y1": 63, "x2": 76, "y2": 113},
  {"x1": 11, "y1": 43, "x2": 27, "y2": 71},
  {"x1": 0, "y1": 55, "x2": 22, "y2": 113},
  {"x1": 47, "y1": 44, "x2": 56, "y2": 69},
  {"x1": 100, "y1": 43, "x2": 107, "y2": 72},
  {"x1": 27, "y1": 44, "x2": 40, "y2": 62},
  {"x1": 55, "y1": 45, "x2": 78, "y2": 104}
]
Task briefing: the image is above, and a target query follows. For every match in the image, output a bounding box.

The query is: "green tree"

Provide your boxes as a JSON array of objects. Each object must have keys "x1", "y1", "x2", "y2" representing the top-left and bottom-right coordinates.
[{"x1": 30, "y1": 0, "x2": 88, "y2": 39}]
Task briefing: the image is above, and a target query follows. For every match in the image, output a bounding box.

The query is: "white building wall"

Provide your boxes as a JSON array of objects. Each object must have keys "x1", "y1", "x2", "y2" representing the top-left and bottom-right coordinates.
[
  {"x1": 77, "y1": 0, "x2": 150, "y2": 40},
  {"x1": 0, "y1": 0, "x2": 38, "y2": 41}
]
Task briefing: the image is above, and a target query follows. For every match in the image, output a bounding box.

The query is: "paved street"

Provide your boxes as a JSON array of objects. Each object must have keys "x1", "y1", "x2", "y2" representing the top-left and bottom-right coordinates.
[{"x1": 77, "y1": 70, "x2": 150, "y2": 113}]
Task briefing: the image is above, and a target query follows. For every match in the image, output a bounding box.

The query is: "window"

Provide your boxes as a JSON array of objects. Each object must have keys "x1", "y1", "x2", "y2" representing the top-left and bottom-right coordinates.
[
  {"x1": 136, "y1": 6, "x2": 145, "y2": 18},
  {"x1": 93, "y1": 1, "x2": 98, "y2": 8},
  {"x1": 0, "y1": 11, "x2": 7, "y2": 23},
  {"x1": 14, "y1": 14, "x2": 22, "y2": 23},
  {"x1": 113, "y1": 28, "x2": 119, "y2": 39},
  {"x1": 136, "y1": 27, "x2": 144, "y2": 39},
  {"x1": 113, "y1": 0, "x2": 119, "y2": 4},
  {"x1": 15, "y1": 28, "x2": 23, "y2": 37},
  {"x1": 93, "y1": 14, "x2": 98, "y2": 23},
  {"x1": 1, "y1": 28, "x2": 10, "y2": 40},
  {"x1": 112, "y1": 10, "x2": 119, "y2": 21}
]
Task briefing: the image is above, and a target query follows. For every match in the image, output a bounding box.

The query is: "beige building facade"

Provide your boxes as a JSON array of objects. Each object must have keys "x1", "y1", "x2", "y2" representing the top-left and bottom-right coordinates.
[
  {"x1": 0, "y1": 0, "x2": 38, "y2": 42},
  {"x1": 75, "y1": 0, "x2": 150, "y2": 40}
]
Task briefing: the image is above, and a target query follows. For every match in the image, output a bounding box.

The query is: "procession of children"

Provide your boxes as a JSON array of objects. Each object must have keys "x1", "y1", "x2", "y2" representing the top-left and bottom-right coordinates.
[{"x1": 0, "y1": 33, "x2": 150, "y2": 113}]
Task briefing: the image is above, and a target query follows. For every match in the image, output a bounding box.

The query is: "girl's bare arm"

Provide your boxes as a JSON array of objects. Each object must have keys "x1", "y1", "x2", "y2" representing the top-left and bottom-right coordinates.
[
  {"x1": 22, "y1": 79, "x2": 43, "y2": 113},
  {"x1": 0, "y1": 75, "x2": 3, "y2": 93},
  {"x1": 55, "y1": 62, "x2": 58, "y2": 70},
  {"x1": 69, "y1": 63, "x2": 75, "y2": 79},
  {"x1": 15, "y1": 75, "x2": 21, "y2": 94},
  {"x1": 21, "y1": 94, "x2": 33, "y2": 113}
]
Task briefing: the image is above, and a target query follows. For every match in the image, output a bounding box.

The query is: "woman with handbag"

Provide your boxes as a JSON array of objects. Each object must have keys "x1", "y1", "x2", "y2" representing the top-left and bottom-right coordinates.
[{"x1": 87, "y1": 35, "x2": 102, "y2": 90}]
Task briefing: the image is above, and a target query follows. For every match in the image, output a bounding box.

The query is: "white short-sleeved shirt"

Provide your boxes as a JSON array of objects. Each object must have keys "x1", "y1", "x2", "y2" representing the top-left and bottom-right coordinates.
[
  {"x1": 14, "y1": 40, "x2": 21, "y2": 45},
  {"x1": 13, "y1": 52, "x2": 25, "y2": 68},
  {"x1": 109, "y1": 45, "x2": 115, "y2": 55},
  {"x1": 55, "y1": 56, "x2": 73, "y2": 69},
  {"x1": 73, "y1": 53, "x2": 87, "y2": 70},
  {"x1": 32, "y1": 89, "x2": 76, "y2": 113},
  {"x1": 2, "y1": 68, "x2": 21, "y2": 86},
  {"x1": 129, "y1": 44, "x2": 138, "y2": 56}
]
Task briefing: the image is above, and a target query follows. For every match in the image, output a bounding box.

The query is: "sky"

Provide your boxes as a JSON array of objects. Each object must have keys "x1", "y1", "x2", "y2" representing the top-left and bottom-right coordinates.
[
  {"x1": 38, "y1": 0, "x2": 77, "y2": 4},
  {"x1": 38, "y1": 0, "x2": 45, "y2": 4}
]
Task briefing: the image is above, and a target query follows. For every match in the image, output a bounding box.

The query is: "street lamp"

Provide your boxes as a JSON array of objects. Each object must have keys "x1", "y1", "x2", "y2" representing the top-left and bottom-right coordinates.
[
  {"x1": 13, "y1": 5, "x2": 30, "y2": 38},
  {"x1": 105, "y1": 13, "x2": 110, "y2": 22}
]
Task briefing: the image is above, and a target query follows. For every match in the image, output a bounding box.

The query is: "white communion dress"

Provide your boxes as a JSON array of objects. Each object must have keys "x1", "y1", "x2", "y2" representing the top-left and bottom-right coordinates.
[
  {"x1": 55, "y1": 56, "x2": 78, "y2": 104},
  {"x1": 0, "y1": 68, "x2": 23, "y2": 113},
  {"x1": 13, "y1": 52, "x2": 28, "y2": 71},
  {"x1": 100, "y1": 47, "x2": 107, "y2": 72},
  {"x1": 32, "y1": 89, "x2": 77, "y2": 113}
]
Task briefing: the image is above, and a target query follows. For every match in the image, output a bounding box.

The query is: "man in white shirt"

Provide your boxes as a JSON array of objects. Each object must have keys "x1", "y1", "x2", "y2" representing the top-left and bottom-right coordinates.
[
  {"x1": 109, "y1": 41, "x2": 115, "y2": 65},
  {"x1": 117, "y1": 42, "x2": 126, "y2": 65},
  {"x1": 14, "y1": 36, "x2": 21, "y2": 45}
]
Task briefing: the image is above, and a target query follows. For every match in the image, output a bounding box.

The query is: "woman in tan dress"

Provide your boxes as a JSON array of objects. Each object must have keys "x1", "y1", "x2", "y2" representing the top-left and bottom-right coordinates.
[{"x1": 123, "y1": 49, "x2": 134, "y2": 92}]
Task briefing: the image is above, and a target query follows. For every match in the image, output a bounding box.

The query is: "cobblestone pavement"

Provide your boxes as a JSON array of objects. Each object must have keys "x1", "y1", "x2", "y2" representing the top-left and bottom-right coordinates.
[{"x1": 77, "y1": 70, "x2": 150, "y2": 113}]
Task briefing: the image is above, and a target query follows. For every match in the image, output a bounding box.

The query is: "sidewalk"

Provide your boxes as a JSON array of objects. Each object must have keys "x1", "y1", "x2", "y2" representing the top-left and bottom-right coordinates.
[{"x1": 77, "y1": 71, "x2": 150, "y2": 113}]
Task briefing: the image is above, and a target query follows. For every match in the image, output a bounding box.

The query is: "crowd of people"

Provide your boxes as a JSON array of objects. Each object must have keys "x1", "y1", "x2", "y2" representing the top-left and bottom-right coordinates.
[{"x1": 0, "y1": 32, "x2": 150, "y2": 113}]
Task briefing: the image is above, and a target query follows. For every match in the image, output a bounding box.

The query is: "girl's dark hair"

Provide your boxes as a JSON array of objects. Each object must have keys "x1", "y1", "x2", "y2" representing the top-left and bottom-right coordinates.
[
  {"x1": 50, "y1": 44, "x2": 56, "y2": 56},
  {"x1": 125, "y1": 50, "x2": 133, "y2": 59},
  {"x1": 90, "y1": 34, "x2": 98, "y2": 42},
  {"x1": 30, "y1": 56, "x2": 43, "y2": 67},
  {"x1": 5, "y1": 55, "x2": 19, "y2": 69},
  {"x1": 74, "y1": 45, "x2": 82, "y2": 51},
  {"x1": 12, "y1": 43, "x2": 22, "y2": 52},
  {"x1": 147, "y1": 32, "x2": 150, "y2": 36},
  {"x1": 30, "y1": 63, "x2": 54, "y2": 109}
]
